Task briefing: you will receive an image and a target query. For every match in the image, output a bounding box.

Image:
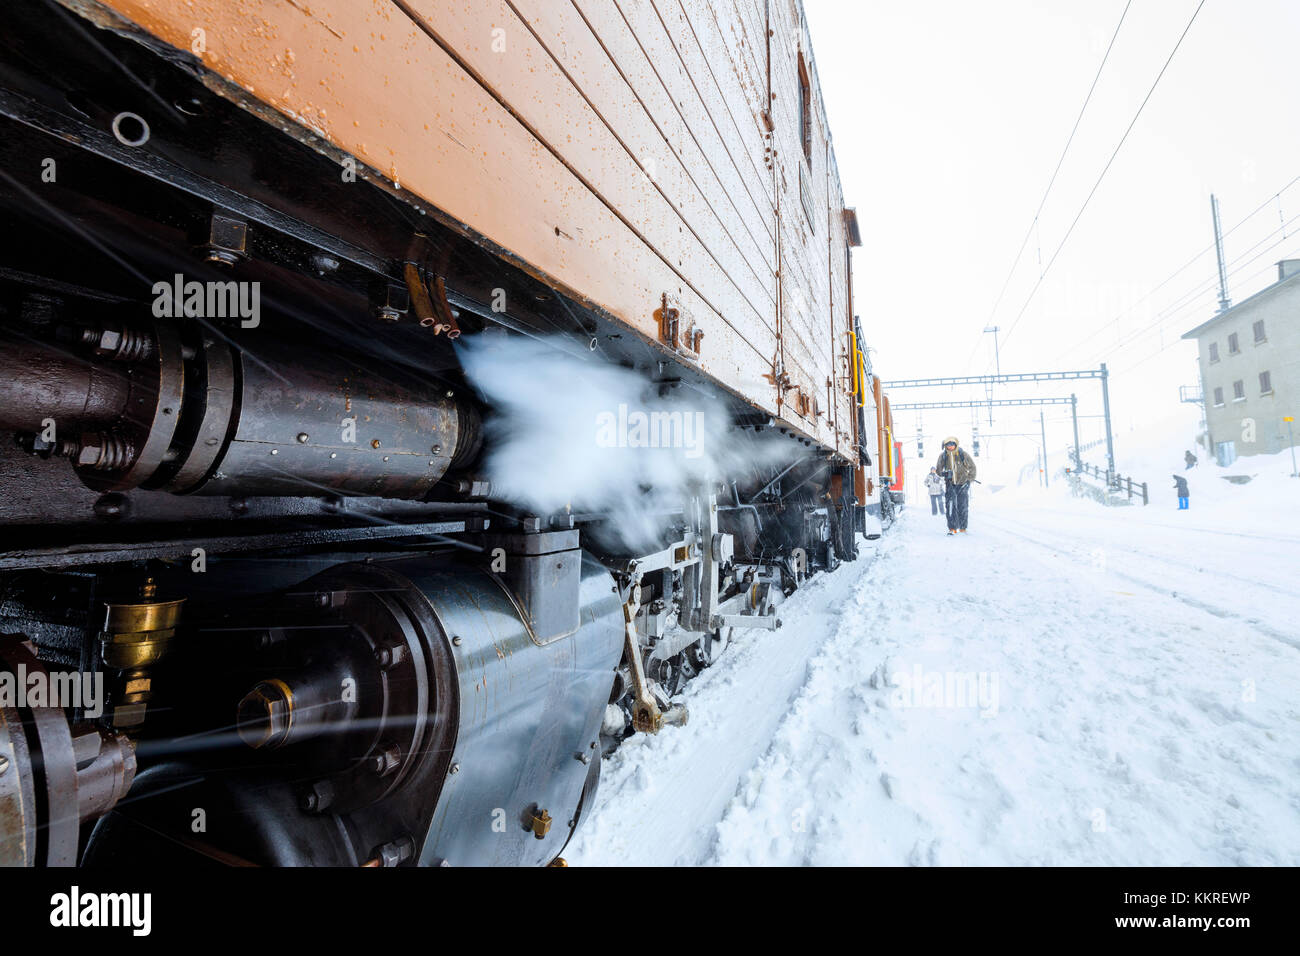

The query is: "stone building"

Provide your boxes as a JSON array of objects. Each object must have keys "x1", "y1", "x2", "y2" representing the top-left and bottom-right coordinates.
[{"x1": 1182, "y1": 260, "x2": 1300, "y2": 462}]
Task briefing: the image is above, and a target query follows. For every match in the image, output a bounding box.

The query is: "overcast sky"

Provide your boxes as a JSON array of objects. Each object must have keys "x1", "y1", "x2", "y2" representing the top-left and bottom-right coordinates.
[{"x1": 806, "y1": 0, "x2": 1300, "y2": 465}]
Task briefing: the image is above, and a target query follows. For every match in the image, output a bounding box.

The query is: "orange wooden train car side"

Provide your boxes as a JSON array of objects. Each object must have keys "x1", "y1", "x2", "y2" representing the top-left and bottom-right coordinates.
[{"x1": 76, "y1": 0, "x2": 865, "y2": 462}]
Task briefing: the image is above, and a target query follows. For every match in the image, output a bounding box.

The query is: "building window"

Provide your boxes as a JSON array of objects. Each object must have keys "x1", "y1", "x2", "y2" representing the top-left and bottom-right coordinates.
[
  {"x1": 798, "y1": 53, "x2": 812, "y2": 166},
  {"x1": 1253, "y1": 319, "x2": 1266, "y2": 343},
  {"x1": 1260, "y1": 370, "x2": 1272, "y2": 394},
  {"x1": 1208, "y1": 342, "x2": 1219, "y2": 362},
  {"x1": 1228, "y1": 332, "x2": 1240, "y2": 354},
  {"x1": 1212, "y1": 386, "x2": 1224, "y2": 406},
  {"x1": 1232, "y1": 379, "x2": 1245, "y2": 401}
]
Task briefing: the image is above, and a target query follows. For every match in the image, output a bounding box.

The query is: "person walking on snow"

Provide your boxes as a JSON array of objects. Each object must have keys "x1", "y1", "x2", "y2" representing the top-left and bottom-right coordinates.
[
  {"x1": 1172, "y1": 473, "x2": 1190, "y2": 510},
  {"x1": 935, "y1": 437, "x2": 977, "y2": 534},
  {"x1": 1184, "y1": 449, "x2": 1197, "y2": 470},
  {"x1": 924, "y1": 467, "x2": 945, "y2": 516}
]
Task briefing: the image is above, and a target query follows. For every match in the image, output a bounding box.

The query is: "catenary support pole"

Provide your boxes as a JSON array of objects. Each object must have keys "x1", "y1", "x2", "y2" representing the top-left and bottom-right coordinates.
[
  {"x1": 1040, "y1": 410, "x2": 1049, "y2": 489},
  {"x1": 1100, "y1": 362, "x2": 1115, "y2": 486},
  {"x1": 1071, "y1": 393, "x2": 1081, "y2": 472}
]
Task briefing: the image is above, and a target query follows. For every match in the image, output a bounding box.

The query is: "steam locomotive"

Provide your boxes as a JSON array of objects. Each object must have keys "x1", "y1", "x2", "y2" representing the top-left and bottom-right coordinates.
[{"x1": 0, "y1": 0, "x2": 898, "y2": 867}]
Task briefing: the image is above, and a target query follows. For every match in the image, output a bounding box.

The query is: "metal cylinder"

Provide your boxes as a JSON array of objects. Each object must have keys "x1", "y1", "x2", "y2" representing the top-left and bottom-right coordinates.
[
  {"x1": 0, "y1": 635, "x2": 138, "y2": 865},
  {"x1": 4, "y1": 324, "x2": 480, "y2": 500},
  {"x1": 195, "y1": 343, "x2": 478, "y2": 499},
  {"x1": 0, "y1": 337, "x2": 133, "y2": 432},
  {"x1": 71, "y1": 726, "x2": 138, "y2": 823},
  {"x1": 236, "y1": 659, "x2": 358, "y2": 750}
]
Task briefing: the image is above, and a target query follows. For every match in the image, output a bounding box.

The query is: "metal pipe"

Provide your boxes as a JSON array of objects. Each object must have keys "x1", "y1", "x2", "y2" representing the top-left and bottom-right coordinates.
[
  {"x1": 747, "y1": 459, "x2": 800, "y2": 503},
  {"x1": 0, "y1": 337, "x2": 134, "y2": 432}
]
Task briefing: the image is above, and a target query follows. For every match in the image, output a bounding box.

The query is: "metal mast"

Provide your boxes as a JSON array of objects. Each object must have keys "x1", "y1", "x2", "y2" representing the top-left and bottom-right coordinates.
[{"x1": 1211, "y1": 194, "x2": 1232, "y2": 314}]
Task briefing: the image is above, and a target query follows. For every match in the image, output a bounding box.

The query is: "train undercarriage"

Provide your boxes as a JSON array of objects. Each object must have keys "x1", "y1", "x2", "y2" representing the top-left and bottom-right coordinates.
[{"x1": 0, "y1": 2, "x2": 868, "y2": 866}]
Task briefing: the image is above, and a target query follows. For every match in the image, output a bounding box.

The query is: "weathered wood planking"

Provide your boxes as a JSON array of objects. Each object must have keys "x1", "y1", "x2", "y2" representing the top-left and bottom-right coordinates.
[{"x1": 89, "y1": 0, "x2": 859, "y2": 458}]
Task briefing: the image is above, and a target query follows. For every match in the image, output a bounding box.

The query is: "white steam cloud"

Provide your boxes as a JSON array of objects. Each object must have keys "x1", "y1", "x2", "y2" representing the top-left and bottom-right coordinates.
[{"x1": 456, "y1": 335, "x2": 798, "y2": 552}]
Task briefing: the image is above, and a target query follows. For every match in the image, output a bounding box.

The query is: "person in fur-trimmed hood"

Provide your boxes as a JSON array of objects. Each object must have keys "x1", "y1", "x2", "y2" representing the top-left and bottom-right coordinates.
[{"x1": 935, "y1": 436, "x2": 977, "y2": 533}]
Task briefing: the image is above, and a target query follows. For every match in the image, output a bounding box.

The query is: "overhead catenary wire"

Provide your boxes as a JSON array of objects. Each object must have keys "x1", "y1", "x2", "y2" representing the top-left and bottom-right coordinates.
[
  {"x1": 1110, "y1": 237, "x2": 1300, "y2": 379},
  {"x1": 992, "y1": 0, "x2": 1209, "y2": 363},
  {"x1": 962, "y1": 0, "x2": 1134, "y2": 373},
  {"x1": 1078, "y1": 210, "x2": 1300, "y2": 368},
  {"x1": 1050, "y1": 173, "x2": 1300, "y2": 364}
]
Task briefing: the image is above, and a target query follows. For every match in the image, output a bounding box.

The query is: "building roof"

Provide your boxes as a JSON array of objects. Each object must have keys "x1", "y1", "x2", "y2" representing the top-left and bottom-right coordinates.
[{"x1": 1181, "y1": 264, "x2": 1300, "y2": 339}]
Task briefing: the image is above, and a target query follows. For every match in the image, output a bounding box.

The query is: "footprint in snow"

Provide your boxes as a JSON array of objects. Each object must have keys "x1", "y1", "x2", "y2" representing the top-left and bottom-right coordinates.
[{"x1": 880, "y1": 771, "x2": 897, "y2": 799}]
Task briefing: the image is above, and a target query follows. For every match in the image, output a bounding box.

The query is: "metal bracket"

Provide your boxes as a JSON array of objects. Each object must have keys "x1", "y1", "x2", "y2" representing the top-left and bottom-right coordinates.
[
  {"x1": 620, "y1": 579, "x2": 661, "y2": 734},
  {"x1": 654, "y1": 293, "x2": 702, "y2": 361}
]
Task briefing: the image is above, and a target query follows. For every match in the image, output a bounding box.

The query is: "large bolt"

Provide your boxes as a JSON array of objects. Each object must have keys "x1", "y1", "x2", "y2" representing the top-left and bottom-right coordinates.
[
  {"x1": 374, "y1": 643, "x2": 407, "y2": 669},
  {"x1": 94, "y1": 328, "x2": 123, "y2": 355},
  {"x1": 201, "y1": 214, "x2": 248, "y2": 266},
  {"x1": 529, "y1": 808, "x2": 553, "y2": 840},
  {"x1": 369, "y1": 743, "x2": 402, "y2": 777},
  {"x1": 369, "y1": 835, "x2": 416, "y2": 868},
  {"x1": 75, "y1": 433, "x2": 133, "y2": 470},
  {"x1": 236, "y1": 680, "x2": 293, "y2": 749},
  {"x1": 301, "y1": 779, "x2": 335, "y2": 813}
]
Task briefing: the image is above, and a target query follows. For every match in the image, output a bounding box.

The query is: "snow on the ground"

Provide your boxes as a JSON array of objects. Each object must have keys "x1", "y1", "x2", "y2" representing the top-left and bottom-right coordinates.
[
  {"x1": 564, "y1": 550, "x2": 879, "y2": 866},
  {"x1": 569, "y1": 455, "x2": 1300, "y2": 866}
]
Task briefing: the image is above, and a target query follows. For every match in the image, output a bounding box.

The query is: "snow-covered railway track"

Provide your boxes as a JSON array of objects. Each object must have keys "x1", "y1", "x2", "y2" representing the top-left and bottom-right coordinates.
[
  {"x1": 987, "y1": 511, "x2": 1295, "y2": 600},
  {"x1": 1039, "y1": 506, "x2": 1300, "y2": 546},
  {"x1": 982, "y1": 514, "x2": 1300, "y2": 651}
]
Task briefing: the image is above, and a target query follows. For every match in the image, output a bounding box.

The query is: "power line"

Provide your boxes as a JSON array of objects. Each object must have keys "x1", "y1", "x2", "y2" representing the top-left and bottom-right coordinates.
[
  {"x1": 1110, "y1": 237, "x2": 1300, "y2": 378},
  {"x1": 967, "y1": 0, "x2": 1138, "y2": 371},
  {"x1": 1051, "y1": 173, "x2": 1300, "y2": 363},
  {"x1": 994, "y1": 0, "x2": 1209, "y2": 361},
  {"x1": 1081, "y1": 210, "x2": 1300, "y2": 366}
]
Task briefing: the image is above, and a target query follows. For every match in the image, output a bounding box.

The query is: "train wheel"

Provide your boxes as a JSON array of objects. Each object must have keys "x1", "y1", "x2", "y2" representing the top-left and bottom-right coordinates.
[
  {"x1": 648, "y1": 653, "x2": 687, "y2": 698},
  {"x1": 880, "y1": 490, "x2": 896, "y2": 530},
  {"x1": 687, "y1": 626, "x2": 732, "y2": 669},
  {"x1": 824, "y1": 538, "x2": 840, "y2": 572}
]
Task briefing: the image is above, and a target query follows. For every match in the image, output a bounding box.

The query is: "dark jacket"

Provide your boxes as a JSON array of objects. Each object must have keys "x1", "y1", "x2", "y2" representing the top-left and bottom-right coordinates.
[
  {"x1": 1172, "y1": 475, "x2": 1189, "y2": 496},
  {"x1": 936, "y1": 446, "x2": 977, "y2": 485}
]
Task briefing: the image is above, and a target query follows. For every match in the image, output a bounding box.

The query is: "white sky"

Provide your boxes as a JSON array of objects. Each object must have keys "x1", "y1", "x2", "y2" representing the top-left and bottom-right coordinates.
[{"x1": 806, "y1": 0, "x2": 1300, "y2": 470}]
